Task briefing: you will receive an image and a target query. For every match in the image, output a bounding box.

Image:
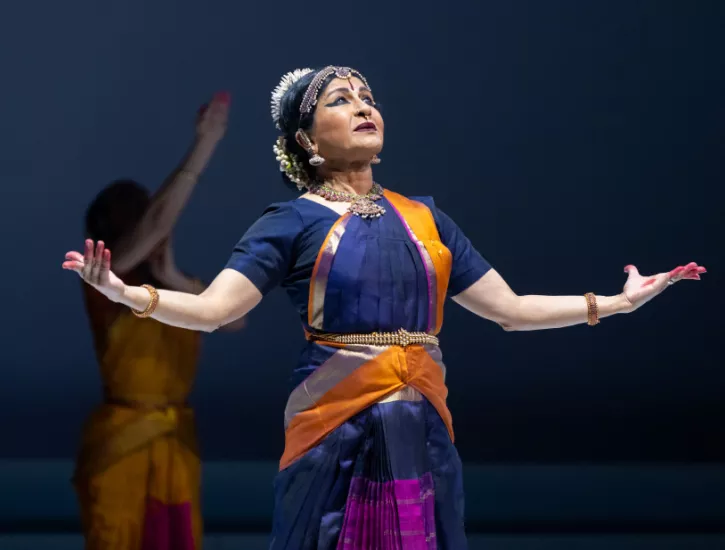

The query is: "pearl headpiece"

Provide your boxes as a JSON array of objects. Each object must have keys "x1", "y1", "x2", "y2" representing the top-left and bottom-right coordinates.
[{"x1": 270, "y1": 68, "x2": 313, "y2": 130}]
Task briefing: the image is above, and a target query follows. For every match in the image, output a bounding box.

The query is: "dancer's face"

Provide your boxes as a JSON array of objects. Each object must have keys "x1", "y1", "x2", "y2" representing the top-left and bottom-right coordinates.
[{"x1": 303, "y1": 76, "x2": 384, "y2": 165}]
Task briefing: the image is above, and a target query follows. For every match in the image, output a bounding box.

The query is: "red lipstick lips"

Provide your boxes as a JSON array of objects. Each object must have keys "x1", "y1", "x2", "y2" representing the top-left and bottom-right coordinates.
[{"x1": 354, "y1": 121, "x2": 377, "y2": 132}]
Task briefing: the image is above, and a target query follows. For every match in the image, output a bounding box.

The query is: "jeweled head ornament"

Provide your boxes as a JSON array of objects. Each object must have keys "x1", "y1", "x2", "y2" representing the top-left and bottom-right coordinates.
[{"x1": 299, "y1": 66, "x2": 371, "y2": 116}]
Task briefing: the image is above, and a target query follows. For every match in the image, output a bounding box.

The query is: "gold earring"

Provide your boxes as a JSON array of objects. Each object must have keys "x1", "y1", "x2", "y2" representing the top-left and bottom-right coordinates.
[{"x1": 296, "y1": 130, "x2": 325, "y2": 166}]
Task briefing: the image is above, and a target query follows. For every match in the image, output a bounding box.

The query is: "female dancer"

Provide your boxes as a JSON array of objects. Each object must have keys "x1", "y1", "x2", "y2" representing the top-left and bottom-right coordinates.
[
  {"x1": 63, "y1": 67, "x2": 705, "y2": 549},
  {"x1": 73, "y1": 92, "x2": 242, "y2": 550}
]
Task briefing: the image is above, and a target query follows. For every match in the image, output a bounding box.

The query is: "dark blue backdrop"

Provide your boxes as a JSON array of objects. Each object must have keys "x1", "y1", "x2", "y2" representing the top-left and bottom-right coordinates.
[{"x1": 2, "y1": 0, "x2": 723, "y2": 463}]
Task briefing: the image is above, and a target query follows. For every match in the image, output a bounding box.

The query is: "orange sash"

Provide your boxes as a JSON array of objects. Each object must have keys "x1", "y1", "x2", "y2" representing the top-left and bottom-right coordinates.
[{"x1": 280, "y1": 344, "x2": 453, "y2": 471}]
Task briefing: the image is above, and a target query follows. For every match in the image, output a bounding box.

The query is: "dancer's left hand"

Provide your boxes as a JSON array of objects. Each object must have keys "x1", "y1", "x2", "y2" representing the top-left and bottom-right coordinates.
[{"x1": 622, "y1": 261, "x2": 706, "y2": 312}]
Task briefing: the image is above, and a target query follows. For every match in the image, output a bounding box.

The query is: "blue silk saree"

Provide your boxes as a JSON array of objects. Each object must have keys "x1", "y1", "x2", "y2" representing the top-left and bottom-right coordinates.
[{"x1": 226, "y1": 190, "x2": 491, "y2": 549}]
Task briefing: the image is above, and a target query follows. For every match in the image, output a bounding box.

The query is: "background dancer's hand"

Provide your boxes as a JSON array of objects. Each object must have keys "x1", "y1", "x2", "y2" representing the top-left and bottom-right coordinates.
[
  {"x1": 621, "y1": 262, "x2": 706, "y2": 312},
  {"x1": 196, "y1": 91, "x2": 230, "y2": 143},
  {"x1": 62, "y1": 240, "x2": 126, "y2": 302}
]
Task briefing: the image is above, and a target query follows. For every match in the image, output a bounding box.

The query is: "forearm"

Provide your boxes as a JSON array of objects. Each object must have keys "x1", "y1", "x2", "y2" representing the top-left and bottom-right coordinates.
[
  {"x1": 115, "y1": 285, "x2": 218, "y2": 332},
  {"x1": 149, "y1": 137, "x2": 219, "y2": 229},
  {"x1": 155, "y1": 265, "x2": 204, "y2": 294},
  {"x1": 111, "y1": 137, "x2": 222, "y2": 274},
  {"x1": 503, "y1": 293, "x2": 631, "y2": 331}
]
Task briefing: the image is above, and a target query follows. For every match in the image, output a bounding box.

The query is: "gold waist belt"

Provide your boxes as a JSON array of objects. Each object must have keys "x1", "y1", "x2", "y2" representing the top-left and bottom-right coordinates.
[{"x1": 310, "y1": 328, "x2": 439, "y2": 348}]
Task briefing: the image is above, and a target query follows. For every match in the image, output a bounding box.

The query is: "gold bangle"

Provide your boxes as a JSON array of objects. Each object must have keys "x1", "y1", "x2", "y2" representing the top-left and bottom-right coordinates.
[
  {"x1": 584, "y1": 292, "x2": 600, "y2": 326},
  {"x1": 132, "y1": 284, "x2": 159, "y2": 318}
]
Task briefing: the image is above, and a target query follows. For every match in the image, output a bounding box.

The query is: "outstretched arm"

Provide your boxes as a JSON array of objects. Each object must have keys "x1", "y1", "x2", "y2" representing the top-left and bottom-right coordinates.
[
  {"x1": 120, "y1": 268, "x2": 258, "y2": 332},
  {"x1": 64, "y1": 240, "x2": 259, "y2": 332},
  {"x1": 111, "y1": 93, "x2": 230, "y2": 275},
  {"x1": 146, "y1": 241, "x2": 248, "y2": 331},
  {"x1": 453, "y1": 263, "x2": 705, "y2": 331}
]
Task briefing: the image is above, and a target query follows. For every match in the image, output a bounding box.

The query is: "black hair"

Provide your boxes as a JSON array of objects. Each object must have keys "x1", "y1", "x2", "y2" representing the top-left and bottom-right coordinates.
[
  {"x1": 84, "y1": 179, "x2": 150, "y2": 249},
  {"x1": 276, "y1": 69, "x2": 337, "y2": 191}
]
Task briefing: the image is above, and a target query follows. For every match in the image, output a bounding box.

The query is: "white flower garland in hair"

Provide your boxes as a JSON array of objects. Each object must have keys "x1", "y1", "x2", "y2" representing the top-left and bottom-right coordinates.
[
  {"x1": 270, "y1": 66, "x2": 377, "y2": 193},
  {"x1": 270, "y1": 68, "x2": 313, "y2": 129},
  {"x1": 270, "y1": 68, "x2": 315, "y2": 191},
  {"x1": 273, "y1": 136, "x2": 309, "y2": 191}
]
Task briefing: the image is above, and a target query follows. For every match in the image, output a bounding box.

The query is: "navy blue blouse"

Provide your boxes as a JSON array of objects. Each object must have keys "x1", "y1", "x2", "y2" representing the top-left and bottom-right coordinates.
[{"x1": 226, "y1": 194, "x2": 491, "y2": 333}]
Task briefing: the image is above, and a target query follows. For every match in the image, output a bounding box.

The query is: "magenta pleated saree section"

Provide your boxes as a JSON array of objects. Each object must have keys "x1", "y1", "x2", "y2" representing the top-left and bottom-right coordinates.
[{"x1": 337, "y1": 473, "x2": 437, "y2": 549}]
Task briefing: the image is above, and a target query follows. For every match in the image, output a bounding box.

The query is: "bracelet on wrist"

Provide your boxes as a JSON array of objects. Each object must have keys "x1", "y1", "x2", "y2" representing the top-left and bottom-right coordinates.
[
  {"x1": 132, "y1": 284, "x2": 159, "y2": 318},
  {"x1": 584, "y1": 292, "x2": 600, "y2": 326}
]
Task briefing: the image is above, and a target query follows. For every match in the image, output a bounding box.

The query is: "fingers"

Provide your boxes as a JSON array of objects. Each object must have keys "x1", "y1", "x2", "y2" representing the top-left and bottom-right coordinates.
[
  {"x1": 89, "y1": 241, "x2": 104, "y2": 282},
  {"x1": 61, "y1": 260, "x2": 84, "y2": 274},
  {"x1": 213, "y1": 91, "x2": 231, "y2": 105},
  {"x1": 99, "y1": 249, "x2": 112, "y2": 284},
  {"x1": 682, "y1": 271, "x2": 702, "y2": 281},
  {"x1": 668, "y1": 262, "x2": 706, "y2": 284},
  {"x1": 62, "y1": 240, "x2": 113, "y2": 286},
  {"x1": 683, "y1": 265, "x2": 706, "y2": 280},
  {"x1": 668, "y1": 266, "x2": 686, "y2": 280},
  {"x1": 197, "y1": 94, "x2": 230, "y2": 130},
  {"x1": 205, "y1": 92, "x2": 231, "y2": 115},
  {"x1": 209, "y1": 92, "x2": 230, "y2": 118},
  {"x1": 83, "y1": 240, "x2": 93, "y2": 261},
  {"x1": 82, "y1": 239, "x2": 94, "y2": 280},
  {"x1": 65, "y1": 251, "x2": 84, "y2": 262}
]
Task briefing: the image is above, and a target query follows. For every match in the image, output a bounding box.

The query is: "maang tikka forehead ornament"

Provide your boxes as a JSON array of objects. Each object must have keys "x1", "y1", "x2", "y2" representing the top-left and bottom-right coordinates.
[
  {"x1": 270, "y1": 66, "x2": 374, "y2": 191},
  {"x1": 299, "y1": 66, "x2": 371, "y2": 116}
]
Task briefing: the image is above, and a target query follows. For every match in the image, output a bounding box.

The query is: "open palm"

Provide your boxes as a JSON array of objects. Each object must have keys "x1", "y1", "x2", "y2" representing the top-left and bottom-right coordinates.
[
  {"x1": 62, "y1": 239, "x2": 126, "y2": 301},
  {"x1": 622, "y1": 261, "x2": 706, "y2": 311}
]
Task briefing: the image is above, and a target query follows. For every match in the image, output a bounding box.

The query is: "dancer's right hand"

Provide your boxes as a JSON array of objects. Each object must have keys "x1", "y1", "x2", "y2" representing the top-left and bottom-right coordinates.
[{"x1": 62, "y1": 240, "x2": 126, "y2": 302}]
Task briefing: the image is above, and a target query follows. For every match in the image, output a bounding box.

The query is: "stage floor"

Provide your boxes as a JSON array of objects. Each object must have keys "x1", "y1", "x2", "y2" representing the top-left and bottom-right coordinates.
[{"x1": 3, "y1": 534, "x2": 725, "y2": 550}]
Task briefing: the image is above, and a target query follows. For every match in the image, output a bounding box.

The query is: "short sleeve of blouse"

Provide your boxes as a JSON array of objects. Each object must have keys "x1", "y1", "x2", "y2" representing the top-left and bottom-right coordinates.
[
  {"x1": 225, "y1": 202, "x2": 303, "y2": 296},
  {"x1": 413, "y1": 196, "x2": 492, "y2": 296}
]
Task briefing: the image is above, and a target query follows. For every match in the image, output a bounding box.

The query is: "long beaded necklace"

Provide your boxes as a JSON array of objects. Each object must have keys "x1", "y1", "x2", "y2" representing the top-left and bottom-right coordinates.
[{"x1": 308, "y1": 181, "x2": 386, "y2": 218}]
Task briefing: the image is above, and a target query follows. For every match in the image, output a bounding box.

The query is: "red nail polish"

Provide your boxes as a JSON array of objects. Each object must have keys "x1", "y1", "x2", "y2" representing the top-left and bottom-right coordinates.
[{"x1": 215, "y1": 91, "x2": 231, "y2": 104}]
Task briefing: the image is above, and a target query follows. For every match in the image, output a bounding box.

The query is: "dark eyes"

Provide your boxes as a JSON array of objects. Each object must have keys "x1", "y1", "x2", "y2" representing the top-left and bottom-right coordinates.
[{"x1": 329, "y1": 96, "x2": 376, "y2": 107}]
